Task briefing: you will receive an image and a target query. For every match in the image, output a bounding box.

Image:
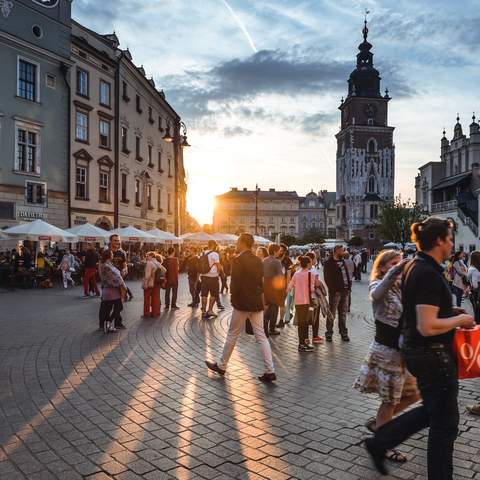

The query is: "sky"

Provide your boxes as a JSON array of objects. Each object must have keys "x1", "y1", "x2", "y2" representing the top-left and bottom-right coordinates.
[{"x1": 73, "y1": 0, "x2": 480, "y2": 225}]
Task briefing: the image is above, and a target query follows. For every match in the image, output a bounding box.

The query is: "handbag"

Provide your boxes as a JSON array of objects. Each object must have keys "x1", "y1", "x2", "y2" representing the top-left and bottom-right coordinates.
[
  {"x1": 453, "y1": 326, "x2": 480, "y2": 379},
  {"x1": 308, "y1": 272, "x2": 319, "y2": 309}
]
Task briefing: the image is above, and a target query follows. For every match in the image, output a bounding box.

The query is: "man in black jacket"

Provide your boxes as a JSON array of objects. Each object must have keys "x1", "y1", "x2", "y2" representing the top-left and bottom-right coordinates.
[
  {"x1": 206, "y1": 233, "x2": 276, "y2": 382},
  {"x1": 323, "y1": 245, "x2": 351, "y2": 342}
]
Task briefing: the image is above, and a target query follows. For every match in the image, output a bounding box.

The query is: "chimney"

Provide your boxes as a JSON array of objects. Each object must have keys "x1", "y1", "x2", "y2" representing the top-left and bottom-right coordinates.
[
  {"x1": 269, "y1": 188, "x2": 275, "y2": 192},
  {"x1": 231, "y1": 187, "x2": 238, "y2": 192},
  {"x1": 243, "y1": 188, "x2": 248, "y2": 191}
]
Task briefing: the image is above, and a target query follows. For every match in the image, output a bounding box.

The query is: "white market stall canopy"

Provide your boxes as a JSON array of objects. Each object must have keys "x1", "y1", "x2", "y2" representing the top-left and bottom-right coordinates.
[
  {"x1": 147, "y1": 229, "x2": 183, "y2": 244},
  {"x1": 254, "y1": 235, "x2": 271, "y2": 245},
  {"x1": 181, "y1": 231, "x2": 214, "y2": 243},
  {"x1": 110, "y1": 225, "x2": 157, "y2": 243},
  {"x1": 2, "y1": 219, "x2": 78, "y2": 242},
  {"x1": 0, "y1": 229, "x2": 7, "y2": 240},
  {"x1": 210, "y1": 233, "x2": 238, "y2": 244},
  {"x1": 65, "y1": 223, "x2": 110, "y2": 242}
]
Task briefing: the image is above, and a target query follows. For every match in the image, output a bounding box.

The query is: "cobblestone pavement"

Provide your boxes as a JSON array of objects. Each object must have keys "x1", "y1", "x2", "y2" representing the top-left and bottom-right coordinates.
[{"x1": 0, "y1": 273, "x2": 479, "y2": 480}]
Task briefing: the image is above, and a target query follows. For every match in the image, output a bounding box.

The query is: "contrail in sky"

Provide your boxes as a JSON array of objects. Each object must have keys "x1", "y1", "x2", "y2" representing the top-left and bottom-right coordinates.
[{"x1": 220, "y1": 0, "x2": 258, "y2": 53}]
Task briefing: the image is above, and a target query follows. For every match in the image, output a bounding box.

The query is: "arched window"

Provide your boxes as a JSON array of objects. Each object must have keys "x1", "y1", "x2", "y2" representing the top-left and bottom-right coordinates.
[
  {"x1": 368, "y1": 176, "x2": 376, "y2": 193},
  {"x1": 367, "y1": 139, "x2": 376, "y2": 153}
]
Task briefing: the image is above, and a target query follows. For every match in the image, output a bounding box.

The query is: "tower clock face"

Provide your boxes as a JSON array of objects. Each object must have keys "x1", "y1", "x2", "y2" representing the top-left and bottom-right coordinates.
[{"x1": 364, "y1": 103, "x2": 377, "y2": 118}]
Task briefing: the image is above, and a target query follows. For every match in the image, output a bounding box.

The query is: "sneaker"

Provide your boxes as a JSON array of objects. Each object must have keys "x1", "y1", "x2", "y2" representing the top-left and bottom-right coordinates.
[
  {"x1": 313, "y1": 336, "x2": 323, "y2": 344},
  {"x1": 258, "y1": 372, "x2": 276, "y2": 383},
  {"x1": 325, "y1": 335, "x2": 333, "y2": 343},
  {"x1": 467, "y1": 404, "x2": 480, "y2": 416},
  {"x1": 206, "y1": 311, "x2": 217, "y2": 318},
  {"x1": 81, "y1": 294, "x2": 90, "y2": 299},
  {"x1": 342, "y1": 335, "x2": 350, "y2": 342},
  {"x1": 205, "y1": 361, "x2": 225, "y2": 375},
  {"x1": 116, "y1": 324, "x2": 127, "y2": 330},
  {"x1": 164, "y1": 306, "x2": 170, "y2": 311},
  {"x1": 298, "y1": 344, "x2": 314, "y2": 352},
  {"x1": 171, "y1": 306, "x2": 180, "y2": 310}
]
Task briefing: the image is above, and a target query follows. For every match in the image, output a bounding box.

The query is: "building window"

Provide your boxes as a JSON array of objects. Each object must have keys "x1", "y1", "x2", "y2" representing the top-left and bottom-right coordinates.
[
  {"x1": 147, "y1": 184, "x2": 153, "y2": 209},
  {"x1": 157, "y1": 189, "x2": 162, "y2": 211},
  {"x1": 121, "y1": 126, "x2": 129, "y2": 153},
  {"x1": 75, "y1": 110, "x2": 88, "y2": 142},
  {"x1": 99, "y1": 80, "x2": 111, "y2": 107},
  {"x1": 158, "y1": 116, "x2": 163, "y2": 131},
  {"x1": 148, "y1": 107, "x2": 154, "y2": 124},
  {"x1": 367, "y1": 139, "x2": 376, "y2": 153},
  {"x1": 147, "y1": 145, "x2": 153, "y2": 167},
  {"x1": 99, "y1": 171, "x2": 110, "y2": 203},
  {"x1": 136, "y1": 94, "x2": 142, "y2": 113},
  {"x1": 135, "y1": 179, "x2": 141, "y2": 206},
  {"x1": 76, "y1": 166, "x2": 87, "y2": 199},
  {"x1": 135, "y1": 136, "x2": 142, "y2": 161},
  {"x1": 368, "y1": 176, "x2": 376, "y2": 193},
  {"x1": 167, "y1": 193, "x2": 172, "y2": 214},
  {"x1": 158, "y1": 151, "x2": 163, "y2": 172},
  {"x1": 168, "y1": 158, "x2": 172, "y2": 177},
  {"x1": 121, "y1": 173, "x2": 128, "y2": 202},
  {"x1": 99, "y1": 120, "x2": 110, "y2": 148},
  {"x1": 122, "y1": 81, "x2": 130, "y2": 101},
  {"x1": 16, "y1": 128, "x2": 39, "y2": 174},
  {"x1": 370, "y1": 204, "x2": 378, "y2": 219},
  {"x1": 25, "y1": 181, "x2": 46, "y2": 206},
  {"x1": 76, "y1": 68, "x2": 89, "y2": 97},
  {"x1": 18, "y1": 59, "x2": 38, "y2": 101}
]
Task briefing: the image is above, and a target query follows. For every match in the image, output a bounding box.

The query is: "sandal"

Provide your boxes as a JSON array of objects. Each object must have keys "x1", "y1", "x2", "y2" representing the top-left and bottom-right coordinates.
[
  {"x1": 385, "y1": 449, "x2": 407, "y2": 463},
  {"x1": 365, "y1": 418, "x2": 377, "y2": 433},
  {"x1": 467, "y1": 404, "x2": 480, "y2": 416}
]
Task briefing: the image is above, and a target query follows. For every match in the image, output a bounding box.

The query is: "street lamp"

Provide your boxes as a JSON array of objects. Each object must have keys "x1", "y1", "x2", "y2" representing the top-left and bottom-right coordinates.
[
  {"x1": 163, "y1": 120, "x2": 190, "y2": 148},
  {"x1": 254, "y1": 184, "x2": 259, "y2": 235}
]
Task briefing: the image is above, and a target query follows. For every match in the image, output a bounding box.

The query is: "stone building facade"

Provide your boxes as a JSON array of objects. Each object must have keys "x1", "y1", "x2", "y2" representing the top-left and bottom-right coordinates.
[
  {"x1": 213, "y1": 188, "x2": 299, "y2": 238},
  {"x1": 335, "y1": 20, "x2": 395, "y2": 248},
  {"x1": 69, "y1": 21, "x2": 117, "y2": 230},
  {"x1": 298, "y1": 190, "x2": 336, "y2": 239},
  {"x1": 0, "y1": 0, "x2": 72, "y2": 229},
  {"x1": 415, "y1": 116, "x2": 480, "y2": 251}
]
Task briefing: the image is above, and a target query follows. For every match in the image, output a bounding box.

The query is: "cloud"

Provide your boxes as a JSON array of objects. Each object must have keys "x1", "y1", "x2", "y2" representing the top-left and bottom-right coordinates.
[
  {"x1": 301, "y1": 112, "x2": 338, "y2": 134},
  {"x1": 223, "y1": 126, "x2": 253, "y2": 137},
  {"x1": 162, "y1": 47, "x2": 414, "y2": 126}
]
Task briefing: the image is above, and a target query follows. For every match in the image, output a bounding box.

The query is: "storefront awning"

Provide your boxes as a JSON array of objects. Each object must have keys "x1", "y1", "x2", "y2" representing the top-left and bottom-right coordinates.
[{"x1": 432, "y1": 172, "x2": 471, "y2": 190}]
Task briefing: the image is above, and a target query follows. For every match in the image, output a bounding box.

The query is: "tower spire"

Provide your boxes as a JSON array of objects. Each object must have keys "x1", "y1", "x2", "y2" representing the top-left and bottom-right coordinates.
[{"x1": 363, "y1": 9, "x2": 370, "y2": 41}]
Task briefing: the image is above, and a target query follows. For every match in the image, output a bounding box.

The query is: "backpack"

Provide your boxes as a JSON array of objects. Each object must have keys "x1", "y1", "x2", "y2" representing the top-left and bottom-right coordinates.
[
  {"x1": 198, "y1": 251, "x2": 213, "y2": 275},
  {"x1": 154, "y1": 267, "x2": 166, "y2": 288}
]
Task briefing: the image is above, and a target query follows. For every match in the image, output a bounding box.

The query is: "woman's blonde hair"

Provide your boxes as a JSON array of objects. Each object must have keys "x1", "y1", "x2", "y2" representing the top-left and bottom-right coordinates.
[{"x1": 370, "y1": 249, "x2": 402, "y2": 281}]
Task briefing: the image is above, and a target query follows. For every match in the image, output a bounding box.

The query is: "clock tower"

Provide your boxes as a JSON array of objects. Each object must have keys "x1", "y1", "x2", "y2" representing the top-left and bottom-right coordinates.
[{"x1": 335, "y1": 19, "x2": 395, "y2": 246}]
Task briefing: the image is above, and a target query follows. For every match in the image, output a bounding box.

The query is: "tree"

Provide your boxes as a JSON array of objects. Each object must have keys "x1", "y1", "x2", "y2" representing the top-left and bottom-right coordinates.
[
  {"x1": 280, "y1": 234, "x2": 297, "y2": 246},
  {"x1": 375, "y1": 196, "x2": 426, "y2": 248},
  {"x1": 301, "y1": 229, "x2": 325, "y2": 245},
  {"x1": 348, "y1": 236, "x2": 364, "y2": 247}
]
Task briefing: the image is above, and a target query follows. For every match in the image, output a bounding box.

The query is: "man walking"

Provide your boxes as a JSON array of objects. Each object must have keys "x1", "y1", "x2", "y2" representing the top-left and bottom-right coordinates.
[
  {"x1": 200, "y1": 240, "x2": 222, "y2": 319},
  {"x1": 365, "y1": 217, "x2": 475, "y2": 479},
  {"x1": 186, "y1": 248, "x2": 200, "y2": 308},
  {"x1": 263, "y1": 244, "x2": 284, "y2": 336},
  {"x1": 108, "y1": 234, "x2": 128, "y2": 329},
  {"x1": 164, "y1": 247, "x2": 179, "y2": 310},
  {"x1": 323, "y1": 245, "x2": 351, "y2": 342},
  {"x1": 205, "y1": 233, "x2": 276, "y2": 382}
]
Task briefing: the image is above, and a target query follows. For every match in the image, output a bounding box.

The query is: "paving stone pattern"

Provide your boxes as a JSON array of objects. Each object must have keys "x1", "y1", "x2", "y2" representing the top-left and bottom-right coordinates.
[{"x1": 0, "y1": 272, "x2": 479, "y2": 479}]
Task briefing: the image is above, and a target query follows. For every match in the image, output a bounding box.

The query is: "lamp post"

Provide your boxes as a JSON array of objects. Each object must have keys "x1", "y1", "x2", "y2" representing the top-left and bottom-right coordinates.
[
  {"x1": 162, "y1": 119, "x2": 190, "y2": 235},
  {"x1": 254, "y1": 184, "x2": 259, "y2": 235}
]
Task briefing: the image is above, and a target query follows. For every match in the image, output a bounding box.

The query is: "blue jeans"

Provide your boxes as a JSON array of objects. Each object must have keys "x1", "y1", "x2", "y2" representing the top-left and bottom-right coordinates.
[{"x1": 371, "y1": 343, "x2": 459, "y2": 480}]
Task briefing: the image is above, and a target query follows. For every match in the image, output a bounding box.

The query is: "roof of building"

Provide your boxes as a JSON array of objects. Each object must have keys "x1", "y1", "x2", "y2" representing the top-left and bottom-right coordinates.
[
  {"x1": 432, "y1": 172, "x2": 471, "y2": 191},
  {"x1": 323, "y1": 192, "x2": 336, "y2": 206},
  {"x1": 217, "y1": 189, "x2": 298, "y2": 200}
]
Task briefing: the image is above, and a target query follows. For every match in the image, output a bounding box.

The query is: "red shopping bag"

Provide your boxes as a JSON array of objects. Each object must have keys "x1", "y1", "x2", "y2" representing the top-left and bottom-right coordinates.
[{"x1": 454, "y1": 326, "x2": 480, "y2": 379}]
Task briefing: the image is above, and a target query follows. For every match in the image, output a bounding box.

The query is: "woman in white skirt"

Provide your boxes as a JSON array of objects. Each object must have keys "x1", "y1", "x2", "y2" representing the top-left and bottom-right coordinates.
[{"x1": 354, "y1": 250, "x2": 420, "y2": 463}]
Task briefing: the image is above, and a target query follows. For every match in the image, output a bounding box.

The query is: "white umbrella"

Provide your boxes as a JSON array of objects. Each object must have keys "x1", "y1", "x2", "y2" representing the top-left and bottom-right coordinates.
[
  {"x1": 110, "y1": 225, "x2": 157, "y2": 243},
  {"x1": 0, "y1": 229, "x2": 8, "y2": 240},
  {"x1": 65, "y1": 223, "x2": 110, "y2": 242},
  {"x1": 254, "y1": 235, "x2": 271, "y2": 245},
  {"x1": 181, "y1": 231, "x2": 214, "y2": 243},
  {"x1": 383, "y1": 242, "x2": 401, "y2": 249},
  {"x1": 3, "y1": 219, "x2": 78, "y2": 242},
  {"x1": 210, "y1": 233, "x2": 238, "y2": 244},
  {"x1": 148, "y1": 229, "x2": 184, "y2": 244}
]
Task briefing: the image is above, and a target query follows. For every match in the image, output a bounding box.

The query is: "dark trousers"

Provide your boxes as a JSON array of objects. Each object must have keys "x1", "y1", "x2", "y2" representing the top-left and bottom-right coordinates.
[
  {"x1": 372, "y1": 344, "x2": 459, "y2": 480},
  {"x1": 220, "y1": 275, "x2": 228, "y2": 293},
  {"x1": 327, "y1": 290, "x2": 349, "y2": 337},
  {"x1": 354, "y1": 265, "x2": 361, "y2": 281},
  {"x1": 188, "y1": 277, "x2": 200, "y2": 304},
  {"x1": 361, "y1": 261, "x2": 368, "y2": 273},
  {"x1": 311, "y1": 306, "x2": 320, "y2": 337},
  {"x1": 296, "y1": 304, "x2": 310, "y2": 345},
  {"x1": 264, "y1": 304, "x2": 279, "y2": 335},
  {"x1": 99, "y1": 299, "x2": 123, "y2": 329},
  {"x1": 165, "y1": 284, "x2": 178, "y2": 308},
  {"x1": 451, "y1": 285, "x2": 463, "y2": 307}
]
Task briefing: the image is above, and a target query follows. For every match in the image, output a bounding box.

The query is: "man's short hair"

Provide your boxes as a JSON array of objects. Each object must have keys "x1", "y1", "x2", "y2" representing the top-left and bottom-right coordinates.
[
  {"x1": 333, "y1": 245, "x2": 344, "y2": 252},
  {"x1": 238, "y1": 233, "x2": 254, "y2": 249},
  {"x1": 167, "y1": 246, "x2": 175, "y2": 255},
  {"x1": 268, "y1": 244, "x2": 281, "y2": 256},
  {"x1": 207, "y1": 240, "x2": 217, "y2": 250},
  {"x1": 109, "y1": 233, "x2": 119, "y2": 242}
]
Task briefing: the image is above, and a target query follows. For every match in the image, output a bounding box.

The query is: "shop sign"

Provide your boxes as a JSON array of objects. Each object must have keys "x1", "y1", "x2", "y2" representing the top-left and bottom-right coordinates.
[
  {"x1": 73, "y1": 216, "x2": 88, "y2": 225},
  {"x1": 30, "y1": 0, "x2": 59, "y2": 8},
  {"x1": 16, "y1": 206, "x2": 47, "y2": 221}
]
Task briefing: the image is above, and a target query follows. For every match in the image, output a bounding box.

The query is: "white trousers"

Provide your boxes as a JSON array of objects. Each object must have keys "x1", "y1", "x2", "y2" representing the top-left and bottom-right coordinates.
[{"x1": 218, "y1": 308, "x2": 275, "y2": 374}]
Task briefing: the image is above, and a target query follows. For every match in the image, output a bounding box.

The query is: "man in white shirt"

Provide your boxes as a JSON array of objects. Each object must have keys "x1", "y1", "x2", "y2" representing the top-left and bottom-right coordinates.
[{"x1": 201, "y1": 240, "x2": 223, "y2": 319}]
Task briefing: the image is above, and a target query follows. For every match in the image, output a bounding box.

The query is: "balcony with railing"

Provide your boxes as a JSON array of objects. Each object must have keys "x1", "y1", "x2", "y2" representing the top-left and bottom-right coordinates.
[{"x1": 431, "y1": 200, "x2": 457, "y2": 213}]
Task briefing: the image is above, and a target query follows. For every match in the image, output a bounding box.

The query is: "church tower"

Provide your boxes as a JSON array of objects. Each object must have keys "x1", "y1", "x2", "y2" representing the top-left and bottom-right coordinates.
[{"x1": 335, "y1": 18, "x2": 395, "y2": 245}]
